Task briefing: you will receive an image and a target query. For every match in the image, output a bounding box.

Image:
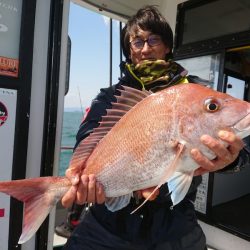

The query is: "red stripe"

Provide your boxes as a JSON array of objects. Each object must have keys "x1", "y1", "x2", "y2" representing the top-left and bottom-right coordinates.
[
  {"x1": 81, "y1": 107, "x2": 90, "y2": 124},
  {"x1": 0, "y1": 208, "x2": 5, "y2": 217}
]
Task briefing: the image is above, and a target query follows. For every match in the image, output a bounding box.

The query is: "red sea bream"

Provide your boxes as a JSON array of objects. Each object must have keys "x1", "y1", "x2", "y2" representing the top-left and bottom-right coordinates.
[{"x1": 0, "y1": 83, "x2": 250, "y2": 243}]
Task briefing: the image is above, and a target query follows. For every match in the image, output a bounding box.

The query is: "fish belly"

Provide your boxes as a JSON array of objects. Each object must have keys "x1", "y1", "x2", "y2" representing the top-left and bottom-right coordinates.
[{"x1": 96, "y1": 145, "x2": 175, "y2": 197}]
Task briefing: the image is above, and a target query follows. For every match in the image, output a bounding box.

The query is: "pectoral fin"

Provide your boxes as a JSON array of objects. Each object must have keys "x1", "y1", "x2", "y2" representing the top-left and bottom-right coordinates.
[
  {"x1": 167, "y1": 171, "x2": 194, "y2": 206},
  {"x1": 131, "y1": 141, "x2": 186, "y2": 214},
  {"x1": 105, "y1": 193, "x2": 133, "y2": 212}
]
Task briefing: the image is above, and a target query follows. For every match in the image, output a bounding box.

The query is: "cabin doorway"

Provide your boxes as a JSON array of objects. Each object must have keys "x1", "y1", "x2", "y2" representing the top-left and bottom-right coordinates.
[
  {"x1": 224, "y1": 46, "x2": 250, "y2": 101},
  {"x1": 211, "y1": 46, "x2": 250, "y2": 241}
]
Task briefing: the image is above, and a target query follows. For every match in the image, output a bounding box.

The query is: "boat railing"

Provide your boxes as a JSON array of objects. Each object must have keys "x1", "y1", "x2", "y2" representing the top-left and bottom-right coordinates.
[{"x1": 60, "y1": 146, "x2": 74, "y2": 151}]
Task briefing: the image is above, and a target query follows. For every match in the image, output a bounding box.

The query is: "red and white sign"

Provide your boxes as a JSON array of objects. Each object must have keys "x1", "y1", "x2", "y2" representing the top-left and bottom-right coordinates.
[
  {"x1": 0, "y1": 56, "x2": 19, "y2": 77},
  {"x1": 0, "y1": 101, "x2": 8, "y2": 126},
  {"x1": 0, "y1": 88, "x2": 17, "y2": 246},
  {"x1": 0, "y1": 0, "x2": 22, "y2": 77}
]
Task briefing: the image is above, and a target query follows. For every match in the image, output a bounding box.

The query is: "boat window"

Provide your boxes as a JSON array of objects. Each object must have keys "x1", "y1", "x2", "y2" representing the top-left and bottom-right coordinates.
[
  {"x1": 176, "y1": 54, "x2": 221, "y2": 90},
  {"x1": 181, "y1": 0, "x2": 250, "y2": 45},
  {"x1": 0, "y1": 0, "x2": 23, "y2": 77},
  {"x1": 175, "y1": 0, "x2": 250, "y2": 57}
]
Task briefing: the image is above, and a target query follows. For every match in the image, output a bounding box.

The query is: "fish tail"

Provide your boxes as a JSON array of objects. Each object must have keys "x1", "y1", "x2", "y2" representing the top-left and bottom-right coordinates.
[{"x1": 0, "y1": 176, "x2": 70, "y2": 244}]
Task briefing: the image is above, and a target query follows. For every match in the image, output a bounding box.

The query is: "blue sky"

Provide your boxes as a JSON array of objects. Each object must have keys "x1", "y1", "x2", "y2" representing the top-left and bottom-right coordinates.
[{"x1": 65, "y1": 2, "x2": 122, "y2": 110}]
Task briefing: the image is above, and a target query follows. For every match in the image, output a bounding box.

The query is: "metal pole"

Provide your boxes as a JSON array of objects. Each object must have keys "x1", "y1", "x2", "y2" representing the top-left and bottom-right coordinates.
[
  {"x1": 119, "y1": 21, "x2": 123, "y2": 78},
  {"x1": 109, "y1": 18, "x2": 113, "y2": 86}
]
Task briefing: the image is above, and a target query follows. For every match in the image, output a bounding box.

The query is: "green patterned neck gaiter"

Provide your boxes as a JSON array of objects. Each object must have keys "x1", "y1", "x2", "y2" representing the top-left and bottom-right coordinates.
[{"x1": 126, "y1": 59, "x2": 188, "y2": 92}]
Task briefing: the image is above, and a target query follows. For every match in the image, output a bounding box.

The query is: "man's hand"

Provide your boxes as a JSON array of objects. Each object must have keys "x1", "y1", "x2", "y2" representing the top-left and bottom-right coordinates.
[
  {"x1": 191, "y1": 130, "x2": 244, "y2": 176},
  {"x1": 61, "y1": 168, "x2": 105, "y2": 208},
  {"x1": 135, "y1": 187, "x2": 160, "y2": 201}
]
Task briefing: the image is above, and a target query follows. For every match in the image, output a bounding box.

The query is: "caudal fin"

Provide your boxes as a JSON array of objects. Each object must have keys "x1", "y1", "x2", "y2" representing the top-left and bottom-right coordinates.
[{"x1": 0, "y1": 176, "x2": 70, "y2": 244}]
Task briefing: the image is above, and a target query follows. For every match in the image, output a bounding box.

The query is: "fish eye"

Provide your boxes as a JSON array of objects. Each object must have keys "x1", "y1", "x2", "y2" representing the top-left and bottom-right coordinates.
[{"x1": 204, "y1": 98, "x2": 220, "y2": 112}]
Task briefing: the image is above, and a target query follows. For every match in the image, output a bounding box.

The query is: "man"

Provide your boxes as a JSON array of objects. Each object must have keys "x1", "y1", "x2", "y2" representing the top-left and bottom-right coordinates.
[{"x1": 61, "y1": 6, "x2": 246, "y2": 250}]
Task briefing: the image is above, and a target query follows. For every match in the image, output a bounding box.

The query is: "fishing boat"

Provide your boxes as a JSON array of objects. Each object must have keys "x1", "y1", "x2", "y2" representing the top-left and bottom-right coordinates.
[{"x1": 0, "y1": 0, "x2": 249, "y2": 249}]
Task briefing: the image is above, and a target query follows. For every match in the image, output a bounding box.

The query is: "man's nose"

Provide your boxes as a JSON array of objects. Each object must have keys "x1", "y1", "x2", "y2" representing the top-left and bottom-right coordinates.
[{"x1": 141, "y1": 41, "x2": 152, "y2": 53}]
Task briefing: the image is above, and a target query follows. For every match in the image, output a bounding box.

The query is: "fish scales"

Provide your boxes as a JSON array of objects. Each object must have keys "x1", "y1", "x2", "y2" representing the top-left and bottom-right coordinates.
[{"x1": 84, "y1": 91, "x2": 177, "y2": 196}]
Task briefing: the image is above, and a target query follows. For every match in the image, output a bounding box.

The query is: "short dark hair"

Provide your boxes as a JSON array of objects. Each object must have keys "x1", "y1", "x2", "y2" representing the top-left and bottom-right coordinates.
[{"x1": 121, "y1": 5, "x2": 173, "y2": 63}]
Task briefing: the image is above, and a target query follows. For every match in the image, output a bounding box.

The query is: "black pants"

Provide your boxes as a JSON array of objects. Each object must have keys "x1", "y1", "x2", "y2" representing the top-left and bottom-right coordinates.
[{"x1": 63, "y1": 210, "x2": 206, "y2": 250}]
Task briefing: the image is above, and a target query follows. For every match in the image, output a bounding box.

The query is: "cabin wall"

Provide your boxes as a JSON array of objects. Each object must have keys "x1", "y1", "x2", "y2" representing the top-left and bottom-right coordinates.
[
  {"x1": 23, "y1": 1, "x2": 52, "y2": 249},
  {"x1": 48, "y1": 1, "x2": 70, "y2": 248},
  {"x1": 212, "y1": 167, "x2": 250, "y2": 206},
  {"x1": 74, "y1": 0, "x2": 188, "y2": 31},
  {"x1": 23, "y1": 0, "x2": 70, "y2": 249},
  {"x1": 25, "y1": 0, "x2": 51, "y2": 179}
]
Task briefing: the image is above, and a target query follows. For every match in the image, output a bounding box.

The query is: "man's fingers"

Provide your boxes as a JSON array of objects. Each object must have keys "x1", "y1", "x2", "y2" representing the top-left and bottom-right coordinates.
[
  {"x1": 61, "y1": 185, "x2": 77, "y2": 208},
  {"x1": 194, "y1": 167, "x2": 209, "y2": 176},
  {"x1": 200, "y1": 135, "x2": 230, "y2": 162},
  {"x1": 96, "y1": 182, "x2": 105, "y2": 204},
  {"x1": 218, "y1": 131, "x2": 244, "y2": 155},
  {"x1": 192, "y1": 131, "x2": 244, "y2": 175},
  {"x1": 87, "y1": 174, "x2": 96, "y2": 204},
  {"x1": 65, "y1": 168, "x2": 80, "y2": 185},
  {"x1": 76, "y1": 175, "x2": 88, "y2": 204},
  {"x1": 141, "y1": 187, "x2": 159, "y2": 201},
  {"x1": 62, "y1": 172, "x2": 106, "y2": 206},
  {"x1": 191, "y1": 148, "x2": 215, "y2": 171}
]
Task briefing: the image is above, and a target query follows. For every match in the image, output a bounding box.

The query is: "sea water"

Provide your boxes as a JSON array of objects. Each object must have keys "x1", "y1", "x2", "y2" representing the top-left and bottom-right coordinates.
[{"x1": 58, "y1": 111, "x2": 83, "y2": 176}]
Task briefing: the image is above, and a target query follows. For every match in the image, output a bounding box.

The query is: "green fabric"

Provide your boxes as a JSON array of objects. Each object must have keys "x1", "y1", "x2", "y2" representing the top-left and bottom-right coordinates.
[
  {"x1": 125, "y1": 59, "x2": 188, "y2": 92},
  {"x1": 130, "y1": 59, "x2": 178, "y2": 85}
]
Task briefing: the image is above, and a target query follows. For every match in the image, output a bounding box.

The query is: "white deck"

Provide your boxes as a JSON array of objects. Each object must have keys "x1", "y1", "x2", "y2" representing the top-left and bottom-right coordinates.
[{"x1": 53, "y1": 234, "x2": 67, "y2": 248}]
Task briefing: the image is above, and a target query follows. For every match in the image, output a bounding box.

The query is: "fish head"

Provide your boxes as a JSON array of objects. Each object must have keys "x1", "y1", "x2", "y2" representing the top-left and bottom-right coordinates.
[{"x1": 173, "y1": 83, "x2": 250, "y2": 159}]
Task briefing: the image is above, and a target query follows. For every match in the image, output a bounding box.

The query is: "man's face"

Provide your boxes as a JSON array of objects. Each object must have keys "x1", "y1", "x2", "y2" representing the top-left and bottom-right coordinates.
[{"x1": 129, "y1": 28, "x2": 170, "y2": 65}]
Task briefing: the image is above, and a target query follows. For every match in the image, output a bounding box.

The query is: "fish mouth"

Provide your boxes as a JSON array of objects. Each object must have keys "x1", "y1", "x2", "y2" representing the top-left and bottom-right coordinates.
[{"x1": 232, "y1": 113, "x2": 250, "y2": 139}]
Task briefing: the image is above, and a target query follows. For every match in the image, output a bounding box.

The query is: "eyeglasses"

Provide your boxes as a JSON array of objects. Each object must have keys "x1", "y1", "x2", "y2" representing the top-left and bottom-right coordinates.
[{"x1": 129, "y1": 35, "x2": 162, "y2": 50}]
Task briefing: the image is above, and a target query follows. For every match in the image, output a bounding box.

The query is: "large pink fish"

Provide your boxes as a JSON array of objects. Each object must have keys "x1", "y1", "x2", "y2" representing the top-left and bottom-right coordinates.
[{"x1": 0, "y1": 83, "x2": 250, "y2": 244}]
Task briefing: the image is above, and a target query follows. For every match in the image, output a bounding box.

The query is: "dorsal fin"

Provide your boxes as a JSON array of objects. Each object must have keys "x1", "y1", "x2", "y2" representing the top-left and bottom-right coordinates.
[
  {"x1": 121, "y1": 85, "x2": 151, "y2": 99},
  {"x1": 69, "y1": 86, "x2": 151, "y2": 171}
]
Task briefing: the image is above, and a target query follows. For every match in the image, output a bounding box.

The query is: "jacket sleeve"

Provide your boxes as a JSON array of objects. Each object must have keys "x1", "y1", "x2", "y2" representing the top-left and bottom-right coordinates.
[{"x1": 74, "y1": 85, "x2": 118, "y2": 149}]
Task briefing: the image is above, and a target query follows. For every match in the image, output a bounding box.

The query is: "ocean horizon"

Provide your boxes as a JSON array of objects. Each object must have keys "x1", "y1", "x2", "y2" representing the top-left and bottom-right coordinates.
[{"x1": 64, "y1": 107, "x2": 84, "y2": 112}]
